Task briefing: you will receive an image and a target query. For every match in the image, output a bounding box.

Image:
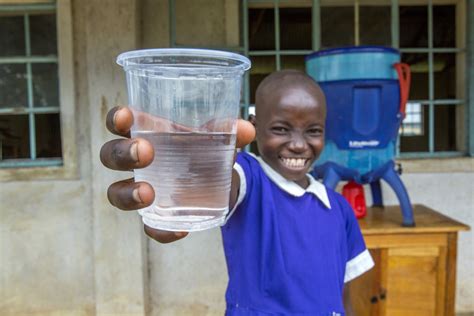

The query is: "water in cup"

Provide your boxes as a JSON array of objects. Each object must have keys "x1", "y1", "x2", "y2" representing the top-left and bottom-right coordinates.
[{"x1": 132, "y1": 130, "x2": 236, "y2": 230}]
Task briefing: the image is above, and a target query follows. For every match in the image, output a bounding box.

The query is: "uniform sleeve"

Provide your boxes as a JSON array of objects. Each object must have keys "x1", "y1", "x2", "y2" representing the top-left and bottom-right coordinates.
[
  {"x1": 224, "y1": 152, "x2": 252, "y2": 222},
  {"x1": 340, "y1": 197, "x2": 374, "y2": 283}
]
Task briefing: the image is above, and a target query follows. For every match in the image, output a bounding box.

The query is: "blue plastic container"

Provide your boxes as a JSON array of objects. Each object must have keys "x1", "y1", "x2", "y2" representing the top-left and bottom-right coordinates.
[
  {"x1": 306, "y1": 46, "x2": 402, "y2": 176},
  {"x1": 306, "y1": 46, "x2": 415, "y2": 226}
]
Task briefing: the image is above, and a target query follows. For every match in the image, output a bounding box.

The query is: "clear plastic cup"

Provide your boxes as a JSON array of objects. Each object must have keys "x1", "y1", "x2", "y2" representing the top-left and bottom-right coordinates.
[{"x1": 117, "y1": 48, "x2": 251, "y2": 232}]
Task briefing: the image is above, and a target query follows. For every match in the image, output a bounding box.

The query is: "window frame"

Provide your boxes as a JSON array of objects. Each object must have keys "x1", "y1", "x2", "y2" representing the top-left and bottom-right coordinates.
[
  {"x1": 241, "y1": 0, "x2": 469, "y2": 159},
  {"x1": 0, "y1": 0, "x2": 77, "y2": 180}
]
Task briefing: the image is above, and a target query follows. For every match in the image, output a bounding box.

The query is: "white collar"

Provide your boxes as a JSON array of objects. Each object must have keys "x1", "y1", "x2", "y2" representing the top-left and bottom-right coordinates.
[{"x1": 251, "y1": 153, "x2": 331, "y2": 209}]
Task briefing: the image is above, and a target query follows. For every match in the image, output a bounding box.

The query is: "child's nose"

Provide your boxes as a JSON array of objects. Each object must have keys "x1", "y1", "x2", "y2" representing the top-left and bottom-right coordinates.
[{"x1": 288, "y1": 133, "x2": 308, "y2": 152}]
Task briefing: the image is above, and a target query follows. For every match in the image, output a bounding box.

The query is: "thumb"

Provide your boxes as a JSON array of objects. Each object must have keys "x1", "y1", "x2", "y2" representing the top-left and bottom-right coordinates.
[{"x1": 236, "y1": 119, "x2": 256, "y2": 148}]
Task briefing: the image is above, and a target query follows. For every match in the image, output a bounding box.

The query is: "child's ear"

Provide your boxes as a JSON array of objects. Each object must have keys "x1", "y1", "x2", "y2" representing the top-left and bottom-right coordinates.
[{"x1": 248, "y1": 114, "x2": 256, "y2": 127}]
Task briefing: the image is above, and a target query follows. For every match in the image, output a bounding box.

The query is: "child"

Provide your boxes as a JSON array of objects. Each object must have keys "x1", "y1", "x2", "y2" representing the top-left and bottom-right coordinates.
[{"x1": 101, "y1": 70, "x2": 373, "y2": 315}]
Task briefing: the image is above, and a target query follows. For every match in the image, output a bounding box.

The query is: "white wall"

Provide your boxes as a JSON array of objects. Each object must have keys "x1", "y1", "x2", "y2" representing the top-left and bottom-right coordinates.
[
  {"x1": 83, "y1": 0, "x2": 148, "y2": 314},
  {"x1": 148, "y1": 231, "x2": 228, "y2": 315},
  {"x1": 0, "y1": 181, "x2": 94, "y2": 315}
]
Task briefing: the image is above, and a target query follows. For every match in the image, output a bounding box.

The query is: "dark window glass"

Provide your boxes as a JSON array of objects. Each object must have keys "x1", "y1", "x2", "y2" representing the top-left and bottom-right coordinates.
[
  {"x1": 360, "y1": 6, "x2": 391, "y2": 46},
  {"x1": 400, "y1": 6, "x2": 428, "y2": 48},
  {"x1": 280, "y1": 8, "x2": 312, "y2": 50},
  {"x1": 433, "y1": 5, "x2": 455, "y2": 47},
  {"x1": 30, "y1": 13, "x2": 57, "y2": 55},
  {"x1": 401, "y1": 53, "x2": 429, "y2": 100},
  {"x1": 321, "y1": 6, "x2": 354, "y2": 48},
  {"x1": 281, "y1": 55, "x2": 306, "y2": 72},
  {"x1": 0, "y1": 64, "x2": 27, "y2": 108},
  {"x1": 35, "y1": 113, "x2": 62, "y2": 158},
  {"x1": 0, "y1": 115, "x2": 30, "y2": 159},
  {"x1": 0, "y1": 16, "x2": 25, "y2": 56},
  {"x1": 434, "y1": 54, "x2": 455, "y2": 100},
  {"x1": 32, "y1": 63, "x2": 59, "y2": 107},
  {"x1": 248, "y1": 9, "x2": 275, "y2": 50},
  {"x1": 400, "y1": 104, "x2": 458, "y2": 152},
  {"x1": 249, "y1": 56, "x2": 276, "y2": 103},
  {"x1": 434, "y1": 104, "x2": 457, "y2": 151}
]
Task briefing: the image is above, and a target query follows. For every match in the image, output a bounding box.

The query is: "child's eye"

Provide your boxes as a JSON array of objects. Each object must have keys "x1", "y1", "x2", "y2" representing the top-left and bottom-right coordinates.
[
  {"x1": 271, "y1": 127, "x2": 288, "y2": 134},
  {"x1": 307, "y1": 128, "x2": 323, "y2": 136}
]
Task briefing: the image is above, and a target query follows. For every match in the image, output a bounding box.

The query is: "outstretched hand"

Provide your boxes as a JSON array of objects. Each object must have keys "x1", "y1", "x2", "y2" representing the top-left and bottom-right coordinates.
[{"x1": 100, "y1": 106, "x2": 255, "y2": 243}]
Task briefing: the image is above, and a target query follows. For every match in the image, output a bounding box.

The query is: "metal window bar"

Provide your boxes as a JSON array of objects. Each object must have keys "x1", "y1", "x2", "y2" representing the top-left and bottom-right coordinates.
[
  {"x1": 0, "y1": 3, "x2": 55, "y2": 12},
  {"x1": 0, "y1": 107, "x2": 60, "y2": 115},
  {"x1": 391, "y1": 0, "x2": 399, "y2": 49},
  {"x1": 0, "y1": 56, "x2": 58, "y2": 63},
  {"x1": 0, "y1": 158, "x2": 62, "y2": 168},
  {"x1": 248, "y1": 50, "x2": 314, "y2": 56},
  {"x1": 428, "y1": 0, "x2": 435, "y2": 154},
  {"x1": 312, "y1": 0, "x2": 320, "y2": 52},
  {"x1": 405, "y1": 99, "x2": 464, "y2": 106},
  {"x1": 392, "y1": 0, "x2": 401, "y2": 155},
  {"x1": 243, "y1": 0, "x2": 250, "y2": 120},
  {"x1": 24, "y1": 13, "x2": 36, "y2": 159},
  {"x1": 469, "y1": 0, "x2": 474, "y2": 156},
  {"x1": 274, "y1": 0, "x2": 281, "y2": 70},
  {"x1": 354, "y1": 0, "x2": 360, "y2": 46},
  {"x1": 168, "y1": 0, "x2": 176, "y2": 49},
  {"x1": 400, "y1": 48, "x2": 464, "y2": 53}
]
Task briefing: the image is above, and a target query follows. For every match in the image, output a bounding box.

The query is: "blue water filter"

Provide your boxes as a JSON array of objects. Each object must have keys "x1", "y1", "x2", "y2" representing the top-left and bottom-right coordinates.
[{"x1": 306, "y1": 46, "x2": 415, "y2": 226}]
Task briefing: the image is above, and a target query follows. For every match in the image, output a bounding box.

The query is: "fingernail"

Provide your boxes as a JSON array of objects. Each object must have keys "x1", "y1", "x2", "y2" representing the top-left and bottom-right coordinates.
[
  {"x1": 112, "y1": 108, "x2": 119, "y2": 126},
  {"x1": 111, "y1": 107, "x2": 122, "y2": 132},
  {"x1": 130, "y1": 142, "x2": 138, "y2": 162},
  {"x1": 132, "y1": 188, "x2": 142, "y2": 203},
  {"x1": 174, "y1": 232, "x2": 186, "y2": 238}
]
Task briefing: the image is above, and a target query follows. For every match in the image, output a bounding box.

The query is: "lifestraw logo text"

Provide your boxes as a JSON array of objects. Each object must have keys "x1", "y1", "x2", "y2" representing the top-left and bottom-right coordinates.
[{"x1": 348, "y1": 140, "x2": 380, "y2": 148}]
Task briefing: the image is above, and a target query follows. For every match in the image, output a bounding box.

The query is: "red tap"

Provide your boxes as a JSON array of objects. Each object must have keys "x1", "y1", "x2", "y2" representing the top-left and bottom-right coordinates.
[{"x1": 342, "y1": 181, "x2": 367, "y2": 219}]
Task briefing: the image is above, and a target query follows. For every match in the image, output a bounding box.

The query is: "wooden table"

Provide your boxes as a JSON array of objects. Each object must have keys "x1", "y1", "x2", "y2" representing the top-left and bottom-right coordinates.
[{"x1": 348, "y1": 205, "x2": 469, "y2": 316}]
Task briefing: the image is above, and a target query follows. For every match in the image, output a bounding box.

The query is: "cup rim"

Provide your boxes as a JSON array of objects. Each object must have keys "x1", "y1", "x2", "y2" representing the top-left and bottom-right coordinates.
[{"x1": 116, "y1": 48, "x2": 251, "y2": 72}]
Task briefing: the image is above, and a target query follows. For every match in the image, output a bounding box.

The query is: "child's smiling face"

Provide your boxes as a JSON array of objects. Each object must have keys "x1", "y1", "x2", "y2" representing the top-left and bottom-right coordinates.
[{"x1": 255, "y1": 72, "x2": 326, "y2": 188}]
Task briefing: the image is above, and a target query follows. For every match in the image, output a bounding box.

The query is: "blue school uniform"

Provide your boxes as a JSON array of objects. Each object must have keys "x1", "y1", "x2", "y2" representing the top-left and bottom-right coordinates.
[{"x1": 221, "y1": 152, "x2": 374, "y2": 316}]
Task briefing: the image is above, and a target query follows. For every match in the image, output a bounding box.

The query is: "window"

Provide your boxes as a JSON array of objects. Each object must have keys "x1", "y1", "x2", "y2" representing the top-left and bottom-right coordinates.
[
  {"x1": 0, "y1": 0, "x2": 76, "y2": 180},
  {"x1": 0, "y1": 1, "x2": 62, "y2": 168},
  {"x1": 241, "y1": 0, "x2": 468, "y2": 158},
  {"x1": 398, "y1": 4, "x2": 461, "y2": 155}
]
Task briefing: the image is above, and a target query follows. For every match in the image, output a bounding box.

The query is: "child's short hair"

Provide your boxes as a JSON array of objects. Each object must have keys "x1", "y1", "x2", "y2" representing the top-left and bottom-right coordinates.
[{"x1": 255, "y1": 69, "x2": 325, "y2": 115}]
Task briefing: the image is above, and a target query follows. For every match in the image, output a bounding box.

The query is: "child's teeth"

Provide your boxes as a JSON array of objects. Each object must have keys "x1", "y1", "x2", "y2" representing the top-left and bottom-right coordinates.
[{"x1": 282, "y1": 158, "x2": 305, "y2": 167}]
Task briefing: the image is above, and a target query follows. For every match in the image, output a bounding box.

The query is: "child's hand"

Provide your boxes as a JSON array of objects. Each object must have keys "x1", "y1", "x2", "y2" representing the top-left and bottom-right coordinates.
[{"x1": 100, "y1": 106, "x2": 255, "y2": 243}]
